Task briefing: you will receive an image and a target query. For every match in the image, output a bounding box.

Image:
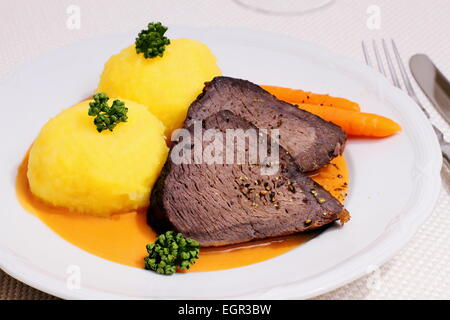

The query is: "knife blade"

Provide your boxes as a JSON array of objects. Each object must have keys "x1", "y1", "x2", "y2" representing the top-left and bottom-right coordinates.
[{"x1": 409, "y1": 54, "x2": 450, "y2": 123}]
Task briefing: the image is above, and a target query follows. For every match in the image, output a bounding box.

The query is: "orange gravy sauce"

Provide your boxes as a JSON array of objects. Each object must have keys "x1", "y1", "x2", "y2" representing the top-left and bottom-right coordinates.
[{"x1": 16, "y1": 154, "x2": 349, "y2": 272}]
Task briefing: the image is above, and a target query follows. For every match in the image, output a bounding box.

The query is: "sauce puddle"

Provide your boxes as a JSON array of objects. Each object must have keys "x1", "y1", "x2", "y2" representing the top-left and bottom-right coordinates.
[{"x1": 16, "y1": 154, "x2": 349, "y2": 272}]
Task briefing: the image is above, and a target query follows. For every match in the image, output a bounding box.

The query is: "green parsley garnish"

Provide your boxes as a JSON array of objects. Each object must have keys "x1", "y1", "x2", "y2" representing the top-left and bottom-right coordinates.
[
  {"x1": 88, "y1": 93, "x2": 128, "y2": 132},
  {"x1": 144, "y1": 231, "x2": 200, "y2": 275},
  {"x1": 135, "y1": 22, "x2": 170, "y2": 59}
]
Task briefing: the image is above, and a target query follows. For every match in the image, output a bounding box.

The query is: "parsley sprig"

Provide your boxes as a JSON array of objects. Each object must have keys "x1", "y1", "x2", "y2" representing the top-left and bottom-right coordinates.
[
  {"x1": 88, "y1": 93, "x2": 128, "y2": 132},
  {"x1": 144, "y1": 231, "x2": 200, "y2": 275},
  {"x1": 135, "y1": 22, "x2": 170, "y2": 59}
]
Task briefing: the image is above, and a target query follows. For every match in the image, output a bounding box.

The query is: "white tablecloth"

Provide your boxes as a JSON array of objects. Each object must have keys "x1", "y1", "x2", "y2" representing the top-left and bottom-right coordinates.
[{"x1": 0, "y1": 0, "x2": 449, "y2": 300}]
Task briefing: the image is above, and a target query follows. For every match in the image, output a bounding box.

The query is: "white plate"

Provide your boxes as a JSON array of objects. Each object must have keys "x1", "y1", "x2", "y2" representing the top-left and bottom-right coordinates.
[{"x1": 0, "y1": 26, "x2": 442, "y2": 299}]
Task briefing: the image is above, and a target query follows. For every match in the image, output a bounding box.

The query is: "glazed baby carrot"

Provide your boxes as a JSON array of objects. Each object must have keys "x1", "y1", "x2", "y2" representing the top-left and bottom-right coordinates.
[
  {"x1": 261, "y1": 85, "x2": 360, "y2": 112},
  {"x1": 297, "y1": 104, "x2": 401, "y2": 137}
]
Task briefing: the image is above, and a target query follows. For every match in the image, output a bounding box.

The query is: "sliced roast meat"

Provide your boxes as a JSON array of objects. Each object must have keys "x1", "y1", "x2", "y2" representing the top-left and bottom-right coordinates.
[
  {"x1": 184, "y1": 76, "x2": 347, "y2": 172},
  {"x1": 149, "y1": 110, "x2": 349, "y2": 247}
]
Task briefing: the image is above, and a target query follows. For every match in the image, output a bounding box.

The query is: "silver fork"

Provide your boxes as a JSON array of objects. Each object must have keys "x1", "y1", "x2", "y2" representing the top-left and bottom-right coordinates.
[{"x1": 362, "y1": 39, "x2": 450, "y2": 169}]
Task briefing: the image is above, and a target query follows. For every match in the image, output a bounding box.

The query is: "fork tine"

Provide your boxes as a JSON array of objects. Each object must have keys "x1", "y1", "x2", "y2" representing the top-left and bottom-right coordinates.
[
  {"x1": 362, "y1": 38, "x2": 448, "y2": 168},
  {"x1": 382, "y1": 39, "x2": 401, "y2": 88},
  {"x1": 391, "y1": 39, "x2": 430, "y2": 117},
  {"x1": 361, "y1": 41, "x2": 372, "y2": 67},
  {"x1": 391, "y1": 39, "x2": 415, "y2": 96},
  {"x1": 372, "y1": 40, "x2": 386, "y2": 76}
]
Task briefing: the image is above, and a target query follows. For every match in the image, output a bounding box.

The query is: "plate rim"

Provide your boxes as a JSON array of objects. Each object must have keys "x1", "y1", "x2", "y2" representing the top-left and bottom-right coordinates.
[{"x1": 0, "y1": 25, "x2": 443, "y2": 299}]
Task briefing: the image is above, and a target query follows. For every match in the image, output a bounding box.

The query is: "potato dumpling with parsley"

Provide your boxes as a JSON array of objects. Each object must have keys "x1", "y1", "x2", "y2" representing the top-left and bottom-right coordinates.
[
  {"x1": 27, "y1": 98, "x2": 168, "y2": 217},
  {"x1": 97, "y1": 29, "x2": 221, "y2": 137}
]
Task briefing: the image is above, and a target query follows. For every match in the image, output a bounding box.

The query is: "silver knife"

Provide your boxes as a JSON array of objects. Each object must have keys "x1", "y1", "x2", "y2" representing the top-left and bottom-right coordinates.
[{"x1": 409, "y1": 54, "x2": 450, "y2": 123}]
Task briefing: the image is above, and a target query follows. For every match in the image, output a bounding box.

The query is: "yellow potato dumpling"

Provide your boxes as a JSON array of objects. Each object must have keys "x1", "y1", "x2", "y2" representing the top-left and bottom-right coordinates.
[
  {"x1": 97, "y1": 38, "x2": 221, "y2": 137},
  {"x1": 27, "y1": 99, "x2": 169, "y2": 217}
]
